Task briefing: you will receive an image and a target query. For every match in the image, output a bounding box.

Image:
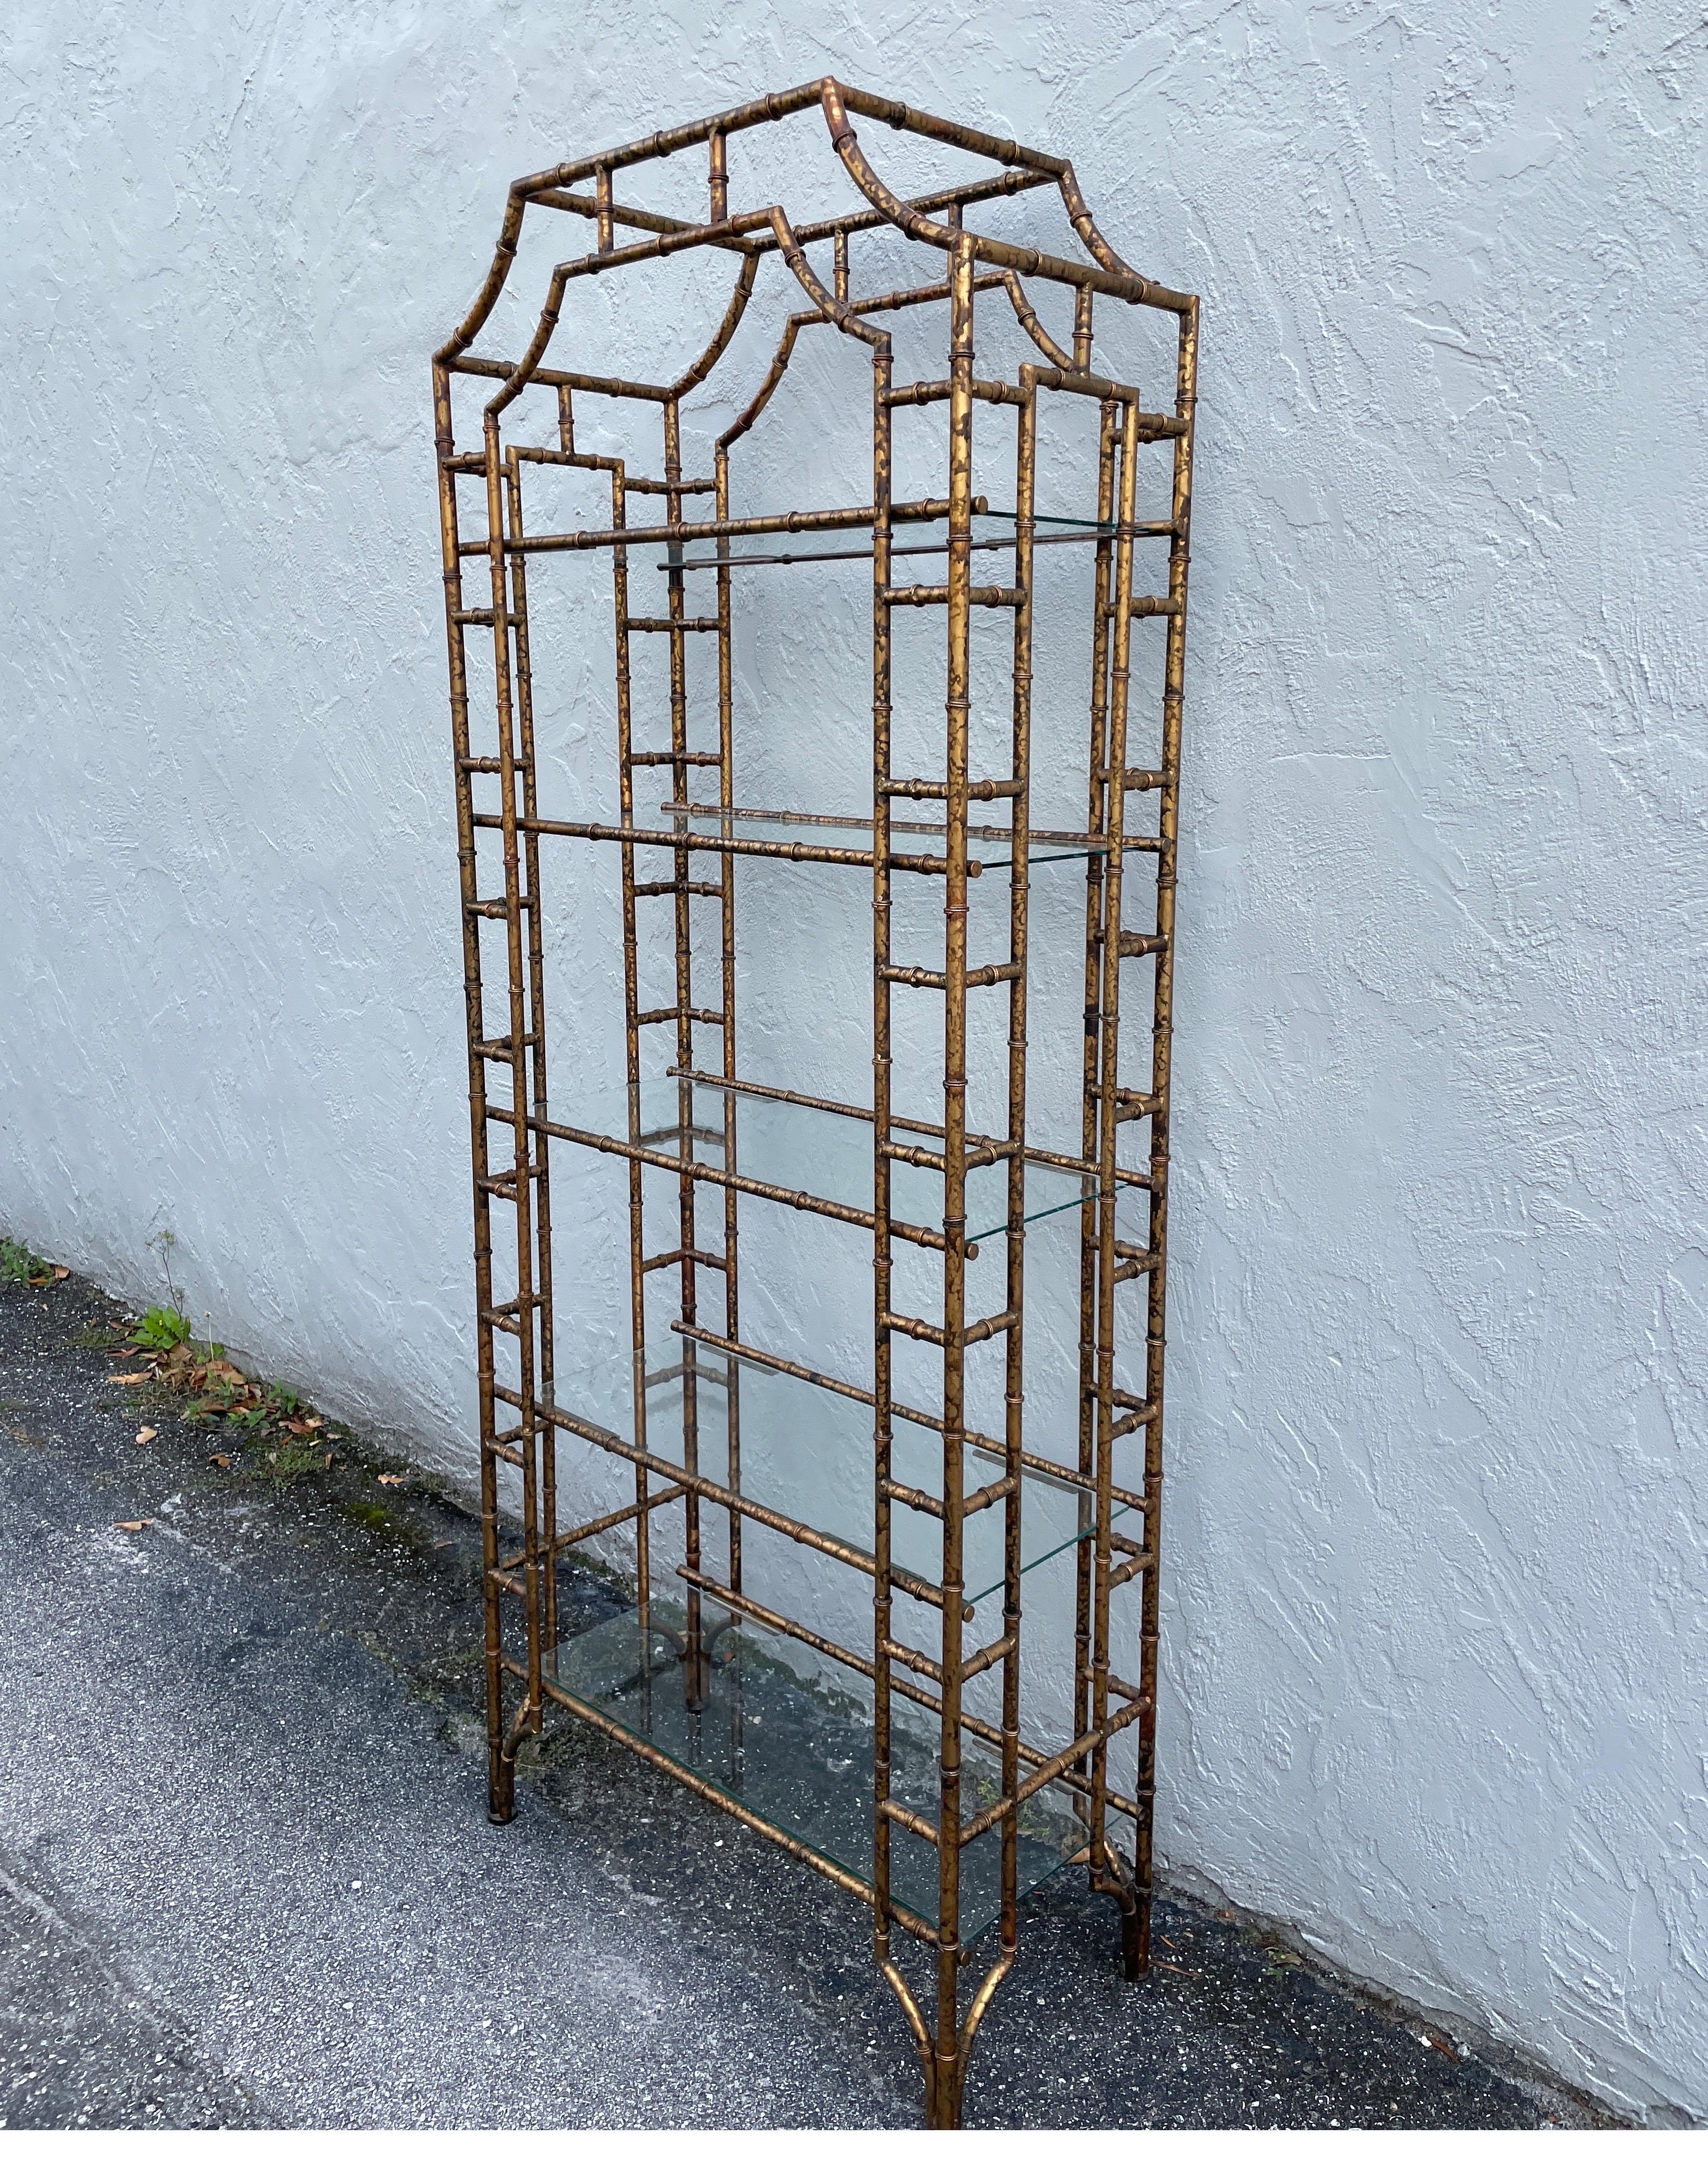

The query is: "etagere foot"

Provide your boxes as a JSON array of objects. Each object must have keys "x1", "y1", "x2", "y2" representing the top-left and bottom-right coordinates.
[
  {"x1": 489, "y1": 1699, "x2": 542, "y2": 1823},
  {"x1": 881, "y1": 1961, "x2": 966, "y2": 2130},
  {"x1": 1121, "y1": 1894, "x2": 1151, "y2": 1981},
  {"x1": 1091, "y1": 1838, "x2": 1151, "y2": 1979}
]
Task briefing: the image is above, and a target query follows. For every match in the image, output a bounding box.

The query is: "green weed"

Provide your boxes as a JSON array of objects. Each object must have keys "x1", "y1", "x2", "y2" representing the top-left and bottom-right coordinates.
[
  {"x1": 131, "y1": 1305, "x2": 195, "y2": 1352},
  {"x1": 1, "y1": 1237, "x2": 63, "y2": 1287}
]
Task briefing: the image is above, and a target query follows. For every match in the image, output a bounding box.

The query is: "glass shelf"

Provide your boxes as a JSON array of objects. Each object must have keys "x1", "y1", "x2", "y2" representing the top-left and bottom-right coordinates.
[
  {"x1": 657, "y1": 803, "x2": 1118, "y2": 870},
  {"x1": 663, "y1": 508, "x2": 1129, "y2": 574},
  {"x1": 546, "y1": 1334, "x2": 1093, "y2": 1619},
  {"x1": 543, "y1": 1599, "x2": 1088, "y2": 1940},
  {"x1": 552, "y1": 1073, "x2": 1122, "y2": 1245}
]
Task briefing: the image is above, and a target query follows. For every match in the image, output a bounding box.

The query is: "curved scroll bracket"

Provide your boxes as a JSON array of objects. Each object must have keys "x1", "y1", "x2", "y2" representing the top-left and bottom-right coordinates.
[
  {"x1": 1090, "y1": 1836, "x2": 1150, "y2": 1980},
  {"x1": 999, "y1": 268, "x2": 1077, "y2": 372},
  {"x1": 716, "y1": 306, "x2": 820, "y2": 456},
  {"x1": 434, "y1": 188, "x2": 527, "y2": 369},
  {"x1": 670, "y1": 254, "x2": 761, "y2": 402},
  {"x1": 490, "y1": 1686, "x2": 547, "y2": 1826},
  {"x1": 880, "y1": 1947, "x2": 1015, "y2": 2128},
  {"x1": 766, "y1": 206, "x2": 889, "y2": 351}
]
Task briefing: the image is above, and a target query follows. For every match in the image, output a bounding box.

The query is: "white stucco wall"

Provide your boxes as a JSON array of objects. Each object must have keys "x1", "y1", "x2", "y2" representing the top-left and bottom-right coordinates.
[{"x1": 4, "y1": 0, "x2": 1703, "y2": 2125}]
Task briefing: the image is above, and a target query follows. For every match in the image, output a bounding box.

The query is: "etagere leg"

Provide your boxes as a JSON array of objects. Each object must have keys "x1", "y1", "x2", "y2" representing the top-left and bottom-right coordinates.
[
  {"x1": 1122, "y1": 1891, "x2": 1149, "y2": 1980},
  {"x1": 1088, "y1": 1836, "x2": 1148, "y2": 1978},
  {"x1": 488, "y1": 1748, "x2": 515, "y2": 1826}
]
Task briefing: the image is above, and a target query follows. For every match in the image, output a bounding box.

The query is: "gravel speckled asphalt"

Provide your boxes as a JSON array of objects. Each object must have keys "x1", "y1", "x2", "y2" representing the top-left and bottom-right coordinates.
[{"x1": 0, "y1": 1272, "x2": 1611, "y2": 2130}]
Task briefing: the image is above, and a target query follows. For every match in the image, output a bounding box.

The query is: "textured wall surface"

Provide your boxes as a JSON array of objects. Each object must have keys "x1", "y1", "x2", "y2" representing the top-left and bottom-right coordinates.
[{"x1": 3, "y1": 0, "x2": 1703, "y2": 2124}]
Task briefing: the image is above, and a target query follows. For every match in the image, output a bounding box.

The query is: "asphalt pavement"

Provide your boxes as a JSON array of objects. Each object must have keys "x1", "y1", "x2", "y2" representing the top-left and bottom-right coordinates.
[{"x1": 0, "y1": 1269, "x2": 1610, "y2": 2130}]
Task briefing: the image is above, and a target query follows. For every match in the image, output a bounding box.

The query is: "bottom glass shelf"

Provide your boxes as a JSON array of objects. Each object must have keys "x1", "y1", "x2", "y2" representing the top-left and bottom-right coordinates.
[{"x1": 544, "y1": 1600, "x2": 1089, "y2": 1941}]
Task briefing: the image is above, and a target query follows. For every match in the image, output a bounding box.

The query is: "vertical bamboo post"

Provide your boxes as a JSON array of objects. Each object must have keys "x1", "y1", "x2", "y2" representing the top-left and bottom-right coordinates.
[
  {"x1": 998, "y1": 376, "x2": 1038, "y2": 1955},
  {"x1": 611, "y1": 451, "x2": 652, "y2": 1625},
  {"x1": 932, "y1": 229, "x2": 977, "y2": 2130},
  {"x1": 1132, "y1": 299, "x2": 1199, "y2": 1958},
  {"x1": 715, "y1": 444, "x2": 742, "y2": 1598},
  {"x1": 708, "y1": 129, "x2": 727, "y2": 224},
  {"x1": 434, "y1": 363, "x2": 506, "y2": 1821},
  {"x1": 870, "y1": 334, "x2": 897, "y2": 1970},
  {"x1": 483, "y1": 406, "x2": 542, "y2": 1773},
  {"x1": 1074, "y1": 400, "x2": 1119, "y2": 1786},
  {"x1": 664, "y1": 394, "x2": 704, "y2": 1703},
  {"x1": 1088, "y1": 399, "x2": 1141, "y2": 1888},
  {"x1": 502, "y1": 451, "x2": 559, "y2": 1656},
  {"x1": 595, "y1": 164, "x2": 613, "y2": 254}
]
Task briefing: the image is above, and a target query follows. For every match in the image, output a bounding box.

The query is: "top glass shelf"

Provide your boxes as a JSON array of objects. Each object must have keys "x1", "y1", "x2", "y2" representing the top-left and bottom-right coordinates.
[
  {"x1": 661, "y1": 507, "x2": 1163, "y2": 575},
  {"x1": 658, "y1": 803, "x2": 1116, "y2": 871}
]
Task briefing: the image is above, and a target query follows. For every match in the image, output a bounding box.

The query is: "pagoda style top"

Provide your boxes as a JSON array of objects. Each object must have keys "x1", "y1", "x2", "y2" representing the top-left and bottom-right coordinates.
[{"x1": 438, "y1": 76, "x2": 1195, "y2": 421}]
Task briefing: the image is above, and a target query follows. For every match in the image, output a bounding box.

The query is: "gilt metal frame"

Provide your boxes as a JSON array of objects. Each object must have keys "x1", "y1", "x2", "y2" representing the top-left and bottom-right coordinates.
[{"x1": 432, "y1": 78, "x2": 1198, "y2": 2128}]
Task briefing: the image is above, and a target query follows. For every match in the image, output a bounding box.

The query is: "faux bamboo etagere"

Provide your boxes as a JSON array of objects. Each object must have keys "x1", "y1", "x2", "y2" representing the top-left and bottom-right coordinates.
[{"x1": 433, "y1": 78, "x2": 1197, "y2": 2128}]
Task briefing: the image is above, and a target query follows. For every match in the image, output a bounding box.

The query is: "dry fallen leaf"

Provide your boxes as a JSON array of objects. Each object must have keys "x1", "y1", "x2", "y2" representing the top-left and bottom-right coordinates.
[
  {"x1": 115, "y1": 1519, "x2": 153, "y2": 1533},
  {"x1": 377, "y1": 1473, "x2": 404, "y2": 1486},
  {"x1": 134, "y1": 1426, "x2": 158, "y2": 1444},
  {"x1": 208, "y1": 1452, "x2": 232, "y2": 1470},
  {"x1": 107, "y1": 1370, "x2": 153, "y2": 1385}
]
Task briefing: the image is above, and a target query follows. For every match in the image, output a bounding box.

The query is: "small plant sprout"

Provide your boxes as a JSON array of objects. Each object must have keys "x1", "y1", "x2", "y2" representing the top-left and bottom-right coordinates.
[{"x1": 147, "y1": 1227, "x2": 188, "y2": 1321}]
